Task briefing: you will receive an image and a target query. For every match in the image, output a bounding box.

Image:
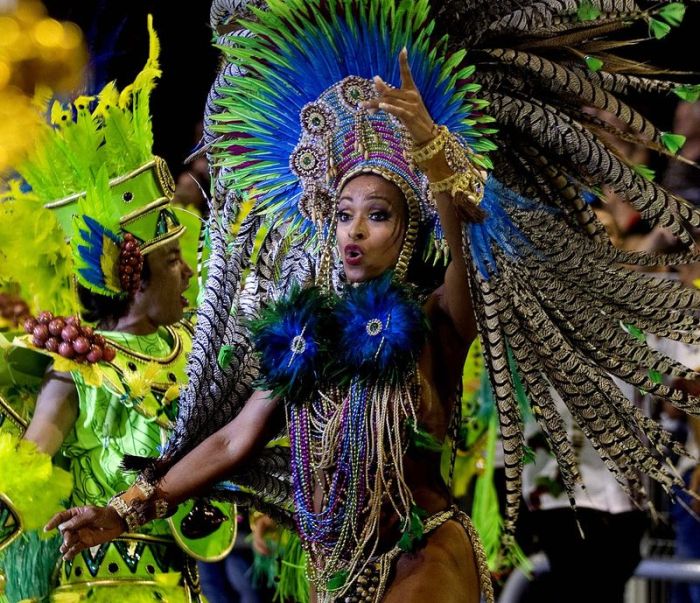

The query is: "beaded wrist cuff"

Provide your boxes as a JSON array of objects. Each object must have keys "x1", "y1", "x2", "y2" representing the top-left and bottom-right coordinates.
[{"x1": 108, "y1": 493, "x2": 145, "y2": 532}]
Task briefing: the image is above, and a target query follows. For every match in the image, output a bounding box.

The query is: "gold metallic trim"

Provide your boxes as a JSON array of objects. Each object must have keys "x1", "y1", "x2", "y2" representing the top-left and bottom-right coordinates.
[
  {"x1": 115, "y1": 532, "x2": 174, "y2": 544},
  {"x1": 167, "y1": 504, "x2": 238, "y2": 563},
  {"x1": 139, "y1": 225, "x2": 187, "y2": 255},
  {"x1": 44, "y1": 160, "x2": 158, "y2": 209},
  {"x1": 0, "y1": 392, "x2": 28, "y2": 432},
  {"x1": 104, "y1": 326, "x2": 182, "y2": 365},
  {"x1": 154, "y1": 155, "x2": 176, "y2": 196},
  {"x1": 0, "y1": 492, "x2": 22, "y2": 553},
  {"x1": 119, "y1": 197, "x2": 171, "y2": 227}
]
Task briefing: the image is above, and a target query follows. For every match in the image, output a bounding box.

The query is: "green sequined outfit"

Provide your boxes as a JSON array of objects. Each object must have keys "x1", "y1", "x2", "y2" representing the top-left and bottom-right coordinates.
[{"x1": 53, "y1": 323, "x2": 204, "y2": 603}]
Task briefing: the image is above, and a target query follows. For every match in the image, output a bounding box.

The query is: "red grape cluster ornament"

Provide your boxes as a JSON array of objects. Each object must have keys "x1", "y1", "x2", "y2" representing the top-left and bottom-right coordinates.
[
  {"x1": 24, "y1": 312, "x2": 116, "y2": 364},
  {"x1": 119, "y1": 233, "x2": 144, "y2": 296}
]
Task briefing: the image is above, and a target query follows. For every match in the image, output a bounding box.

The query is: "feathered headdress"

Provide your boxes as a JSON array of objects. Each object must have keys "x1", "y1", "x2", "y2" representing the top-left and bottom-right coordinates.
[{"x1": 211, "y1": 0, "x2": 496, "y2": 260}]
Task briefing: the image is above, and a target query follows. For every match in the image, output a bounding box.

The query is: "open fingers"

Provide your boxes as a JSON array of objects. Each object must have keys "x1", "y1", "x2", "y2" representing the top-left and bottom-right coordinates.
[
  {"x1": 62, "y1": 541, "x2": 86, "y2": 561},
  {"x1": 399, "y1": 47, "x2": 417, "y2": 91},
  {"x1": 376, "y1": 101, "x2": 412, "y2": 122},
  {"x1": 56, "y1": 509, "x2": 95, "y2": 533},
  {"x1": 374, "y1": 76, "x2": 416, "y2": 101}
]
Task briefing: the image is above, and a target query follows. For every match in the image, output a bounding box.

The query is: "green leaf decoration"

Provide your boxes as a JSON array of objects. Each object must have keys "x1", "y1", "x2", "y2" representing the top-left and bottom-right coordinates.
[
  {"x1": 409, "y1": 422, "x2": 444, "y2": 453},
  {"x1": 658, "y1": 3, "x2": 686, "y2": 27},
  {"x1": 522, "y1": 445, "x2": 536, "y2": 465},
  {"x1": 633, "y1": 163, "x2": 656, "y2": 181},
  {"x1": 577, "y1": 2, "x2": 602, "y2": 22},
  {"x1": 661, "y1": 132, "x2": 687, "y2": 154},
  {"x1": 673, "y1": 84, "x2": 700, "y2": 103},
  {"x1": 622, "y1": 322, "x2": 646, "y2": 342},
  {"x1": 649, "y1": 18, "x2": 672, "y2": 39},
  {"x1": 326, "y1": 570, "x2": 348, "y2": 591},
  {"x1": 534, "y1": 476, "x2": 565, "y2": 498},
  {"x1": 398, "y1": 506, "x2": 427, "y2": 553},
  {"x1": 584, "y1": 55, "x2": 604, "y2": 72},
  {"x1": 648, "y1": 369, "x2": 663, "y2": 384},
  {"x1": 217, "y1": 345, "x2": 234, "y2": 369}
]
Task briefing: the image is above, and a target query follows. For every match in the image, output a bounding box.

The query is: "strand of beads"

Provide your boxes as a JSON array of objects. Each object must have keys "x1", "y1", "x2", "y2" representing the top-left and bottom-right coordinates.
[{"x1": 23, "y1": 312, "x2": 116, "y2": 364}]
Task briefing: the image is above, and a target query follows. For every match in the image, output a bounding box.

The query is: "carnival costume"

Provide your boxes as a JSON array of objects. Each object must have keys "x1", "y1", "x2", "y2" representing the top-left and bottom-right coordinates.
[
  {"x1": 102, "y1": 0, "x2": 700, "y2": 601},
  {"x1": 0, "y1": 17, "x2": 236, "y2": 602}
]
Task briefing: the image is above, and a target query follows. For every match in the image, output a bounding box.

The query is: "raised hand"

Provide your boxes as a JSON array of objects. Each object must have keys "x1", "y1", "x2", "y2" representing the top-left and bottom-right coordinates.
[
  {"x1": 45, "y1": 505, "x2": 126, "y2": 560},
  {"x1": 361, "y1": 47, "x2": 436, "y2": 146}
]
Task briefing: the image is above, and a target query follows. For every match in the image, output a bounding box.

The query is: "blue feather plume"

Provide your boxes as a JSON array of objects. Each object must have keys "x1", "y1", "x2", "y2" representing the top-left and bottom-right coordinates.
[
  {"x1": 249, "y1": 285, "x2": 334, "y2": 402},
  {"x1": 333, "y1": 272, "x2": 427, "y2": 380},
  {"x1": 74, "y1": 214, "x2": 123, "y2": 296},
  {"x1": 467, "y1": 177, "x2": 559, "y2": 280}
]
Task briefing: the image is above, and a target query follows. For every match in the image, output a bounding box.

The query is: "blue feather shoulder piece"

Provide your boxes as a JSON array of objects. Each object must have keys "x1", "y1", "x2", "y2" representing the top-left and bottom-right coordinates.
[
  {"x1": 333, "y1": 272, "x2": 428, "y2": 382},
  {"x1": 249, "y1": 285, "x2": 335, "y2": 403}
]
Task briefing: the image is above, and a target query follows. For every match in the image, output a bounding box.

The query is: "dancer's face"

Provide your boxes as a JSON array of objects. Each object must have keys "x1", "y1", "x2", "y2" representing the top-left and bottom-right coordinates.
[
  {"x1": 336, "y1": 174, "x2": 407, "y2": 283},
  {"x1": 134, "y1": 240, "x2": 194, "y2": 326}
]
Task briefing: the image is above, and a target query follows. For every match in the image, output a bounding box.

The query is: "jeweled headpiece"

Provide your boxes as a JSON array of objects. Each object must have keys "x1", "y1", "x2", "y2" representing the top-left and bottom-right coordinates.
[
  {"x1": 212, "y1": 0, "x2": 496, "y2": 274},
  {"x1": 291, "y1": 76, "x2": 427, "y2": 277}
]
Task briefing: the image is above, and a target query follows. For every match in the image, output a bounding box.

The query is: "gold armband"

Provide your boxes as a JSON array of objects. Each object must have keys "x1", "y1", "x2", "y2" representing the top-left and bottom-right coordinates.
[{"x1": 429, "y1": 171, "x2": 485, "y2": 206}]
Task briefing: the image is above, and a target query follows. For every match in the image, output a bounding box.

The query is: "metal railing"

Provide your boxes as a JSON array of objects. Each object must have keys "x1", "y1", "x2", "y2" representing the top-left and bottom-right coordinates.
[{"x1": 496, "y1": 554, "x2": 700, "y2": 603}]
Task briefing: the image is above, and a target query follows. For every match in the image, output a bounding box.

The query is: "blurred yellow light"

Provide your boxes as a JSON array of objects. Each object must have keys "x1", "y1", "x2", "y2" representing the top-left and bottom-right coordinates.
[
  {"x1": 0, "y1": 16, "x2": 20, "y2": 47},
  {"x1": 0, "y1": 61, "x2": 9, "y2": 89},
  {"x1": 60, "y1": 22, "x2": 82, "y2": 50},
  {"x1": 33, "y1": 17, "x2": 63, "y2": 47}
]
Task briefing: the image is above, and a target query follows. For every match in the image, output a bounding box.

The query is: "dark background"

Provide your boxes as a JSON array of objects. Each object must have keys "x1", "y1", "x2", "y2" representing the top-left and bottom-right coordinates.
[
  {"x1": 41, "y1": 2, "x2": 700, "y2": 181},
  {"x1": 42, "y1": 1, "x2": 220, "y2": 180}
]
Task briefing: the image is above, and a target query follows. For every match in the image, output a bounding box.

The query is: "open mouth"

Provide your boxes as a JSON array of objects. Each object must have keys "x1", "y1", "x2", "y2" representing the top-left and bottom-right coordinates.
[
  {"x1": 345, "y1": 245, "x2": 363, "y2": 266},
  {"x1": 180, "y1": 294, "x2": 188, "y2": 308}
]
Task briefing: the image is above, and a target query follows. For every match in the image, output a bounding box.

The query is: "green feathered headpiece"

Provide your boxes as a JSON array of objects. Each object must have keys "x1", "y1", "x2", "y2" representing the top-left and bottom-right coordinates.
[{"x1": 1, "y1": 15, "x2": 187, "y2": 303}]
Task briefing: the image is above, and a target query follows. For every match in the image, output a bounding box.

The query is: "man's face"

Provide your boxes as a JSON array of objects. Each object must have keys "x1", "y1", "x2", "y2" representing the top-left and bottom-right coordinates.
[{"x1": 137, "y1": 240, "x2": 193, "y2": 327}]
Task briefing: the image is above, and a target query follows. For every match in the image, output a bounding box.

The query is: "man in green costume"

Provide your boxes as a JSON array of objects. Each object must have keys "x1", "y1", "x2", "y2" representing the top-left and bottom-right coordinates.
[{"x1": 0, "y1": 16, "x2": 236, "y2": 603}]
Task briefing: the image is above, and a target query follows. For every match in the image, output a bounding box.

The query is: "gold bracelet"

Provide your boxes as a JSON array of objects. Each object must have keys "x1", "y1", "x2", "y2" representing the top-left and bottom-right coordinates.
[
  {"x1": 409, "y1": 125, "x2": 449, "y2": 165},
  {"x1": 429, "y1": 171, "x2": 485, "y2": 205},
  {"x1": 108, "y1": 492, "x2": 145, "y2": 532}
]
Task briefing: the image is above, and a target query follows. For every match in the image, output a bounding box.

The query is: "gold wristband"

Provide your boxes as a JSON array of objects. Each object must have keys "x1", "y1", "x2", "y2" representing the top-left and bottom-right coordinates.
[
  {"x1": 409, "y1": 125, "x2": 449, "y2": 165},
  {"x1": 108, "y1": 493, "x2": 145, "y2": 532}
]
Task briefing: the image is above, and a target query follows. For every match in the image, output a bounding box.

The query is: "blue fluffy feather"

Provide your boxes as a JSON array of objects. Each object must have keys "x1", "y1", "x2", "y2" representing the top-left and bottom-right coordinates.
[
  {"x1": 333, "y1": 272, "x2": 427, "y2": 379},
  {"x1": 467, "y1": 178, "x2": 559, "y2": 279},
  {"x1": 250, "y1": 285, "x2": 333, "y2": 402}
]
